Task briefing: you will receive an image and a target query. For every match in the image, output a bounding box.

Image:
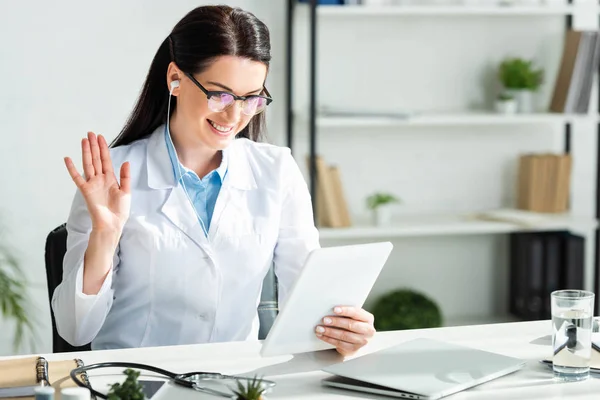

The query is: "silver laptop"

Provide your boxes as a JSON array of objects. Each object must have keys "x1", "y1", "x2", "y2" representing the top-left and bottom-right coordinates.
[{"x1": 321, "y1": 338, "x2": 525, "y2": 400}]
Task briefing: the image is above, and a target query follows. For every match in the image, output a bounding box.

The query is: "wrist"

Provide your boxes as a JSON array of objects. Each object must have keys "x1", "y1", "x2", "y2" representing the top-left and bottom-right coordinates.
[{"x1": 90, "y1": 227, "x2": 122, "y2": 248}]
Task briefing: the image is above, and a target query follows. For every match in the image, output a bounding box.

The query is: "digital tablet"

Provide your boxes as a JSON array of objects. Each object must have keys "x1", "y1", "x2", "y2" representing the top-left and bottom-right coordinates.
[{"x1": 260, "y1": 241, "x2": 393, "y2": 357}]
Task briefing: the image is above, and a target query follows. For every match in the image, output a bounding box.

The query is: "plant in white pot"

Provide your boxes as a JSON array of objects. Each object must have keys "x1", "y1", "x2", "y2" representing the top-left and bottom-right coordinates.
[
  {"x1": 494, "y1": 92, "x2": 517, "y2": 114},
  {"x1": 367, "y1": 192, "x2": 401, "y2": 227},
  {"x1": 498, "y1": 57, "x2": 544, "y2": 114}
]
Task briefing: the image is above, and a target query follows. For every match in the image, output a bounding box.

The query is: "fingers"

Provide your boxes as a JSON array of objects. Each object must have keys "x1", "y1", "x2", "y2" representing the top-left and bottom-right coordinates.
[
  {"x1": 316, "y1": 325, "x2": 368, "y2": 346},
  {"x1": 332, "y1": 306, "x2": 375, "y2": 324},
  {"x1": 119, "y1": 162, "x2": 131, "y2": 193},
  {"x1": 320, "y1": 316, "x2": 376, "y2": 338},
  {"x1": 316, "y1": 329, "x2": 364, "y2": 357},
  {"x1": 81, "y1": 137, "x2": 95, "y2": 180},
  {"x1": 88, "y1": 132, "x2": 103, "y2": 177},
  {"x1": 64, "y1": 157, "x2": 86, "y2": 189},
  {"x1": 98, "y1": 134, "x2": 114, "y2": 175}
]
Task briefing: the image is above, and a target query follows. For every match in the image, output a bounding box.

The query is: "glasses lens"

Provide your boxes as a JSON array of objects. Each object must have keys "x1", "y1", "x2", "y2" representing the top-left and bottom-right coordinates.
[
  {"x1": 208, "y1": 93, "x2": 235, "y2": 112},
  {"x1": 242, "y1": 97, "x2": 268, "y2": 116}
]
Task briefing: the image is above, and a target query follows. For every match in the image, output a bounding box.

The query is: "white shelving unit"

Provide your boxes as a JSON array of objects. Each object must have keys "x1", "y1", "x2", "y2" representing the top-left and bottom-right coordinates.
[
  {"x1": 312, "y1": 112, "x2": 599, "y2": 128},
  {"x1": 316, "y1": 3, "x2": 598, "y2": 17},
  {"x1": 318, "y1": 210, "x2": 598, "y2": 240},
  {"x1": 291, "y1": 0, "x2": 600, "y2": 326}
]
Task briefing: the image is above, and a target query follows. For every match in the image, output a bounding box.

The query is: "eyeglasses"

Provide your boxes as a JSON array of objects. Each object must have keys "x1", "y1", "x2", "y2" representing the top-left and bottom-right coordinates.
[{"x1": 184, "y1": 72, "x2": 273, "y2": 116}]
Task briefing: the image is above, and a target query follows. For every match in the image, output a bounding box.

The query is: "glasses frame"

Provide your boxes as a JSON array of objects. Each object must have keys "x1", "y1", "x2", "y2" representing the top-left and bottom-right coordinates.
[{"x1": 183, "y1": 72, "x2": 273, "y2": 115}]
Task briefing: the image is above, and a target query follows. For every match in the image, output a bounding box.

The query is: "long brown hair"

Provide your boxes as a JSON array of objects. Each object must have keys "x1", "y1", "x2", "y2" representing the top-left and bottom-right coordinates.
[{"x1": 110, "y1": 5, "x2": 271, "y2": 147}]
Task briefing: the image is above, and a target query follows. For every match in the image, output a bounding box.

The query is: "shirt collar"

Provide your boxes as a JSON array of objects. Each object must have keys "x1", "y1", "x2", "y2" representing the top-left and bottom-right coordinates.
[{"x1": 164, "y1": 124, "x2": 228, "y2": 183}]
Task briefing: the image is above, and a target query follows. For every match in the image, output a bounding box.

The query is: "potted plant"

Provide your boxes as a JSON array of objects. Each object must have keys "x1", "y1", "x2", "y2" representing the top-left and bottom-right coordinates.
[
  {"x1": 231, "y1": 375, "x2": 268, "y2": 400},
  {"x1": 498, "y1": 57, "x2": 544, "y2": 113},
  {"x1": 366, "y1": 192, "x2": 400, "y2": 227},
  {"x1": 108, "y1": 369, "x2": 145, "y2": 400},
  {"x1": 0, "y1": 230, "x2": 37, "y2": 353},
  {"x1": 494, "y1": 92, "x2": 517, "y2": 114},
  {"x1": 371, "y1": 289, "x2": 443, "y2": 331}
]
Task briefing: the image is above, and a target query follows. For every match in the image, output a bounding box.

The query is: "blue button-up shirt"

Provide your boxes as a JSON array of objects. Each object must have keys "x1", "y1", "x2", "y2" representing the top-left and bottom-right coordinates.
[{"x1": 164, "y1": 125, "x2": 228, "y2": 236}]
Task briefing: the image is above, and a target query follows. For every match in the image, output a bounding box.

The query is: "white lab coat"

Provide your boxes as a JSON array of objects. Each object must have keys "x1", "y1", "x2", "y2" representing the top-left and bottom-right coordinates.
[{"x1": 51, "y1": 125, "x2": 320, "y2": 350}]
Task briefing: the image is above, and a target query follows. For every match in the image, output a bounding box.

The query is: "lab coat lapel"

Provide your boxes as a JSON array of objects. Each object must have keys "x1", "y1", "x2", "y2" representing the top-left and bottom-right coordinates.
[
  {"x1": 146, "y1": 125, "x2": 209, "y2": 250},
  {"x1": 161, "y1": 185, "x2": 208, "y2": 250},
  {"x1": 208, "y1": 139, "x2": 257, "y2": 240}
]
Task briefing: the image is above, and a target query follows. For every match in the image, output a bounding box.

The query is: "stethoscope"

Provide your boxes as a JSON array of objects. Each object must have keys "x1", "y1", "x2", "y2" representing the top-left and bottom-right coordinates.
[{"x1": 69, "y1": 362, "x2": 276, "y2": 398}]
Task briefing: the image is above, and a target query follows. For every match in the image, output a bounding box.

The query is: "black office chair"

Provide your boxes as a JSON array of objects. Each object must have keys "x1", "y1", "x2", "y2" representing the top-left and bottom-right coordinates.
[{"x1": 45, "y1": 224, "x2": 279, "y2": 353}]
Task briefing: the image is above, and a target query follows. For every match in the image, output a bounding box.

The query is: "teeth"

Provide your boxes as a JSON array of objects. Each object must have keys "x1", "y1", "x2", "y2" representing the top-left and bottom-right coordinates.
[{"x1": 209, "y1": 120, "x2": 232, "y2": 133}]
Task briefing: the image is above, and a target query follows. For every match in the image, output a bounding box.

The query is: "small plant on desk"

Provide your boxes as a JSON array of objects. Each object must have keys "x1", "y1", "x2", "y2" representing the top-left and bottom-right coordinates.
[
  {"x1": 107, "y1": 368, "x2": 145, "y2": 400},
  {"x1": 231, "y1": 375, "x2": 268, "y2": 400},
  {"x1": 366, "y1": 192, "x2": 401, "y2": 227}
]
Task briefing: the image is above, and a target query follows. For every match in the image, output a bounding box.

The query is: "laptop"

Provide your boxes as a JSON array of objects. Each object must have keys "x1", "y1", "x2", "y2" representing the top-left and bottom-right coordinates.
[{"x1": 321, "y1": 338, "x2": 526, "y2": 400}]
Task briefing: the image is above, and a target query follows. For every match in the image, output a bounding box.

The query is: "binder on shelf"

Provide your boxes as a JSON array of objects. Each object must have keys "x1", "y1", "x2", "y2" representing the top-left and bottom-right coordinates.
[
  {"x1": 0, "y1": 356, "x2": 91, "y2": 399},
  {"x1": 549, "y1": 29, "x2": 600, "y2": 114},
  {"x1": 509, "y1": 231, "x2": 585, "y2": 321}
]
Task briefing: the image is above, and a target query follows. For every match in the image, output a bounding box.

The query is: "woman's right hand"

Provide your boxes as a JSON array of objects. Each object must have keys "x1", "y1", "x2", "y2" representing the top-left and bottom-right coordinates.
[{"x1": 64, "y1": 132, "x2": 131, "y2": 234}]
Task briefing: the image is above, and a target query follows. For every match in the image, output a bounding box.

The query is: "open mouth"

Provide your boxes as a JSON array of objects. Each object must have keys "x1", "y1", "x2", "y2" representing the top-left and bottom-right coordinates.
[{"x1": 207, "y1": 119, "x2": 234, "y2": 136}]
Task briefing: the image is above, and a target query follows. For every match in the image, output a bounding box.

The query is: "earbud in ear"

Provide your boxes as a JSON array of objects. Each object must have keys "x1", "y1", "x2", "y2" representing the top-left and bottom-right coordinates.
[{"x1": 170, "y1": 80, "x2": 180, "y2": 94}]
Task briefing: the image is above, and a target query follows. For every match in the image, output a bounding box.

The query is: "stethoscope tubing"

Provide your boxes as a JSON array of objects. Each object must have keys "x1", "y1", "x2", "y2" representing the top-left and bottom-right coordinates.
[{"x1": 69, "y1": 361, "x2": 275, "y2": 399}]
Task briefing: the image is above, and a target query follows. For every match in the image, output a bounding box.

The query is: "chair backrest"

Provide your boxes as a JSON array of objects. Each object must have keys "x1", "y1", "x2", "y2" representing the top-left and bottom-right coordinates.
[{"x1": 44, "y1": 224, "x2": 279, "y2": 353}]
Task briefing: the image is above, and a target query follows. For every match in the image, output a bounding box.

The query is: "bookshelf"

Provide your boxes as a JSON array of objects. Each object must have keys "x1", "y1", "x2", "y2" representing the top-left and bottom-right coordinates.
[
  {"x1": 309, "y1": 112, "x2": 599, "y2": 128},
  {"x1": 318, "y1": 210, "x2": 598, "y2": 240},
  {"x1": 285, "y1": 0, "x2": 600, "y2": 324}
]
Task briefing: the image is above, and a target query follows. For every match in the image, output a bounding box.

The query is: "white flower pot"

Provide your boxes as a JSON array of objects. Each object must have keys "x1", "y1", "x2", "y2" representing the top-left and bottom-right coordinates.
[
  {"x1": 495, "y1": 99, "x2": 518, "y2": 114},
  {"x1": 506, "y1": 89, "x2": 535, "y2": 114},
  {"x1": 373, "y1": 205, "x2": 394, "y2": 227}
]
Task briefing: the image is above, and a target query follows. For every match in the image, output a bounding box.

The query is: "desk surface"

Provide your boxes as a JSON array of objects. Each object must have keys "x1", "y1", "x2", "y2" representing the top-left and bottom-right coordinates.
[{"x1": 9, "y1": 320, "x2": 600, "y2": 399}]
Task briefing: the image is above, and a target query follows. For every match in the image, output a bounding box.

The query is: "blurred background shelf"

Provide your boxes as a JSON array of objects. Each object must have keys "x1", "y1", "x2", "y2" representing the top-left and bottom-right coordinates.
[
  {"x1": 315, "y1": 4, "x2": 598, "y2": 17},
  {"x1": 318, "y1": 209, "x2": 599, "y2": 240},
  {"x1": 311, "y1": 112, "x2": 599, "y2": 128}
]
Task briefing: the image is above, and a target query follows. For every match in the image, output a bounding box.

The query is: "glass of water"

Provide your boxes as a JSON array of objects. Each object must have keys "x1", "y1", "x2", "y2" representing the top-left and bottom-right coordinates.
[{"x1": 551, "y1": 290, "x2": 595, "y2": 381}]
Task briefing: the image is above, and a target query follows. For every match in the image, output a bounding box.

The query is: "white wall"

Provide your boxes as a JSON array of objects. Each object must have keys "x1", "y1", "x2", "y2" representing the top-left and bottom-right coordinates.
[{"x1": 0, "y1": 0, "x2": 286, "y2": 356}]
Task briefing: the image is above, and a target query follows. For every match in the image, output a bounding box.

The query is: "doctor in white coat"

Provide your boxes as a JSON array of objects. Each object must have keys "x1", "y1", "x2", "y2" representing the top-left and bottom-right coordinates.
[{"x1": 52, "y1": 5, "x2": 376, "y2": 356}]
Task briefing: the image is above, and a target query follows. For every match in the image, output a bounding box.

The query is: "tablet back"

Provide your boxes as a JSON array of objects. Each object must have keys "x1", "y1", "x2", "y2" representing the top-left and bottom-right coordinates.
[{"x1": 260, "y1": 242, "x2": 393, "y2": 357}]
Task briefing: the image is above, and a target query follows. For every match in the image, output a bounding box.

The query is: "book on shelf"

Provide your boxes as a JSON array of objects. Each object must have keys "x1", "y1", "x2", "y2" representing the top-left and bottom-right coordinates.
[
  {"x1": 509, "y1": 231, "x2": 584, "y2": 321},
  {"x1": 0, "y1": 356, "x2": 91, "y2": 399},
  {"x1": 307, "y1": 155, "x2": 352, "y2": 228},
  {"x1": 550, "y1": 29, "x2": 600, "y2": 114},
  {"x1": 516, "y1": 153, "x2": 572, "y2": 214}
]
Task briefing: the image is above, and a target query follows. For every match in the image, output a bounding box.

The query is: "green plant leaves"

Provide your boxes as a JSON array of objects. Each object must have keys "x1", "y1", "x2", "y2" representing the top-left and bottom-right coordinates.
[
  {"x1": 372, "y1": 289, "x2": 442, "y2": 331},
  {"x1": 231, "y1": 375, "x2": 266, "y2": 400},
  {"x1": 107, "y1": 369, "x2": 146, "y2": 400},
  {"x1": 0, "y1": 242, "x2": 37, "y2": 352},
  {"x1": 366, "y1": 193, "x2": 400, "y2": 210},
  {"x1": 499, "y1": 57, "x2": 544, "y2": 90}
]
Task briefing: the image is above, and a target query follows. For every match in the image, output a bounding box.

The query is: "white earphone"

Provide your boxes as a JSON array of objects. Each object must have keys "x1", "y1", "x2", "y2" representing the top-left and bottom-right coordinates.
[{"x1": 170, "y1": 80, "x2": 180, "y2": 94}]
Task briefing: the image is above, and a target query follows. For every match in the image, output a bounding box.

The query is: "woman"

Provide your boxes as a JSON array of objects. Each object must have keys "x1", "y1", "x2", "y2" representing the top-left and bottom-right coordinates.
[{"x1": 52, "y1": 5, "x2": 375, "y2": 356}]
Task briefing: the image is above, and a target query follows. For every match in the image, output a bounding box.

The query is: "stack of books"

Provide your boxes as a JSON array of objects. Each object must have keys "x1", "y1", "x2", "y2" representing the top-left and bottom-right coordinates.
[
  {"x1": 308, "y1": 155, "x2": 352, "y2": 228},
  {"x1": 550, "y1": 29, "x2": 600, "y2": 114},
  {"x1": 517, "y1": 153, "x2": 572, "y2": 213}
]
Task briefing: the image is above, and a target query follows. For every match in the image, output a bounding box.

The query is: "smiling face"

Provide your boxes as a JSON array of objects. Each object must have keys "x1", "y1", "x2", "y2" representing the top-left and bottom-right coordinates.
[{"x1": 168, "y1": 55, "x2": 268, "y2": 150}]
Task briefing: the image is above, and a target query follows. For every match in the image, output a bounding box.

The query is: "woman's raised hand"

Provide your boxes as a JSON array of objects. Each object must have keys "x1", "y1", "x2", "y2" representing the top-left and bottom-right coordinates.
[{"x1": 64, "y1": 132, "x2": 131, "y2": 234}]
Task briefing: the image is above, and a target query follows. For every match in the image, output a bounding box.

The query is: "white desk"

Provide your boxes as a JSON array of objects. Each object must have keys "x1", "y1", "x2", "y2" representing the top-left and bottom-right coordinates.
[{"x1": 24, "y1": 321, "x2": 600, "y2": 399}]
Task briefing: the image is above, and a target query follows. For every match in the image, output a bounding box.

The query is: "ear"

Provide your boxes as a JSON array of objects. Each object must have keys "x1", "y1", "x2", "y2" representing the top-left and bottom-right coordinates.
[{"x1": 166, "y1": 61, "x2": 182, "y2": 96}]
